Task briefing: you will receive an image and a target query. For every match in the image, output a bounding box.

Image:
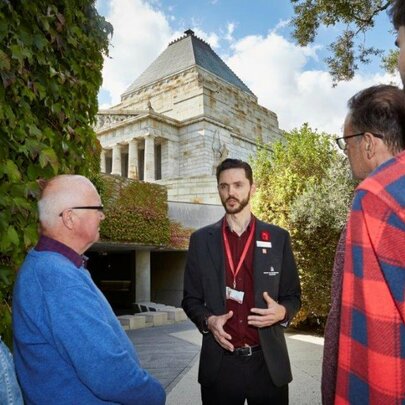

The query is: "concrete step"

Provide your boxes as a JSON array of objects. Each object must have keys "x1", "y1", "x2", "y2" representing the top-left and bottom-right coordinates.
[
  {"x1": 137, "y1": 311, "x2": 171, "y2": 326},
  {"x1": 117, "y1": 314, "x2": 146, "y2": 330},
  {"x1": 122, "y1": 302, "x2": 188, "y2": 329}
]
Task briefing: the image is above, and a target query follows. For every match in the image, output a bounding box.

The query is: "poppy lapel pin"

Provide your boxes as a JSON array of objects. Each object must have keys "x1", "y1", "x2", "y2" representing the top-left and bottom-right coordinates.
[
  {"x1": 257, "y1": 230, "x2": 272, "y2": 250},
  {"x1": 261, "y1": 231, "x2": 270, "y2": 241}
]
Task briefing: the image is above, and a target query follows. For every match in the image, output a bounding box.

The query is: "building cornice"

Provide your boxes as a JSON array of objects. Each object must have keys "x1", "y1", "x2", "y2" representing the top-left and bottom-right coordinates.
[{"x1": 95, "y1": 110, "x2": 181, "y2": 135}]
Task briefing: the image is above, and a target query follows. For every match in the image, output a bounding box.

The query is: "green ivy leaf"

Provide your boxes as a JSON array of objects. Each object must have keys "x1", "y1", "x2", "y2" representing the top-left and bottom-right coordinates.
[
  {"x1": 28, "y1": 124, "x2": 42, "y2": 138},
  {"x1": 0, "y1": 226, "x2": 19, "y2": 250},
  {"x1": 4, "y1": 160, "x2": 21, "y2": 182},
  {"x1": 24, "y1": 223, "x2": 38, "y2": 248},
  {"x1": 39, "y1": 147, "x2": 59, "y2": 173},
  {"x1": 33, "y1": 34, "x2": 47, "y2": 51},
  {"x1": 0, "y1": 49, "x2": 10, "y2": 70},
  {"x1": 25, "y1": 139, "x2": 43, "y2": 160},
  {"x1": 10, "y1": 44, "x2": 32, "y2": 63},
  {"x1": 0, "y1": 266, "x2": 14, "y2": 284},
  {"x1": 12, "y1": 197, "x2": 31, "y2": 211},
  {"x1": 27, "y1": 164, "x2": 41, "y2": 180}
]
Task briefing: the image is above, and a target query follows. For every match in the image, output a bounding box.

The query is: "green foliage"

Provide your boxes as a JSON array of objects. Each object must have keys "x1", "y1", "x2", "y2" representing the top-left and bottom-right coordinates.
[
  {"x1": 289, "y1": 158, "x2": 356, "y2": 324},
  {"x1": 169, "y1": 222, "x2": 193, "y2": 250},
  {"x1": 100, "y1": 175, "x2": 171, "y2": 246},
  {"x1": 252, "y1": 124, "x2": 335, "y2": 228},
  {"x1": 251, "y1": 124, "x2": 355, "y2": 327},
  {"x1": 381, "y1": 48, "x2": 400, "y2": 74},
  {"x1": 290, "y1": 0, "x2": 393, "y2": 84},
  {"x1": 0, "y1": 0, "x2": 112, "y2": 347}
]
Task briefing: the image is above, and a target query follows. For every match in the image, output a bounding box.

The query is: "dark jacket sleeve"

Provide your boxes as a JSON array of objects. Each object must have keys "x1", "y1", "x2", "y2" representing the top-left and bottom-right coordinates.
[
  {"x1": 182, "y1": 231, "x2": 212, "y2": 333},
  {"x1": 278, "y1": 231, "x2": 301, "y2": 326}
]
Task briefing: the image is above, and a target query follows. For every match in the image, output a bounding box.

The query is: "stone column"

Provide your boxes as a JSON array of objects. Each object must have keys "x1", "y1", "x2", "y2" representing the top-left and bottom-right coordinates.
[
  {"x1": 144, "y1": 134, "x2": 155, "y2": 182},
  {"x1": 135, "y1": 250, "x2": 151, "y2": 302},
  {"x1": 128, "y1": 139, "x2": 138, "y2": 179},
  {"x1": 111, "y1": 144, "x2": 122, "y2": 176},
  {"x1": 100, "y1": 149, "x2": 106, "y2": 173}
]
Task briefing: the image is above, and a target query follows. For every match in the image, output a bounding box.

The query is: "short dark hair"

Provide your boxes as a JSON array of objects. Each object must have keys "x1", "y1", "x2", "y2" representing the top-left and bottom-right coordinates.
[
  {"x1": 389, "y1": 0, "x2": 405, "y2": 30},
  {"x1": 216, "y1": 158, "x2": 253, "y2": 185},
  {"x1": 347, "y1": 84, "x2": 405, "y2": 154}
]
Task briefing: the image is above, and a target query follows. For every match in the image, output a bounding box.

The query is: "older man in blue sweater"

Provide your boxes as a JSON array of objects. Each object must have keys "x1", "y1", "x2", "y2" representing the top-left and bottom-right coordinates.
[{"x1": 12, "y1": 175, "x2": 165, "y2": 405}]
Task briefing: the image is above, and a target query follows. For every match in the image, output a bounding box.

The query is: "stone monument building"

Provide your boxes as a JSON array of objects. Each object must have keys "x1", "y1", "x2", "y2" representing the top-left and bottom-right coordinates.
[
  {"x1": 95, "y1": 29, "x2": 281, "y2": 204},
  {"x1": 90, "y1": 30, "x2": 282, "y2": 312}
]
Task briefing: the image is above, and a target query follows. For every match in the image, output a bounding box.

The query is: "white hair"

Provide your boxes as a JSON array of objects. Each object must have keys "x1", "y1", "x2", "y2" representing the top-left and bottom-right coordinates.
[{"x1": 38, "y1": 175, "x2": 96, "y2": 229}]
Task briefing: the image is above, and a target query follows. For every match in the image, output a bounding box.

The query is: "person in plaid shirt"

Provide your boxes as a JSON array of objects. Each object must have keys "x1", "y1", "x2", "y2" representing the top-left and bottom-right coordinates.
[{"x1": 334, "y1": 82, "x2": 405, "y2": 404}]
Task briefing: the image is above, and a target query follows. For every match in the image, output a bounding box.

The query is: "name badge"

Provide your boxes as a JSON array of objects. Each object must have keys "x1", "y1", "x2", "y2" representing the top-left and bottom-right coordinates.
[
  {"x1": 226, "y1": 286, "x2": 244, "y2": 304},
  {"x1": 256, "y1": 241, "x2": 272, "y2": 248}
]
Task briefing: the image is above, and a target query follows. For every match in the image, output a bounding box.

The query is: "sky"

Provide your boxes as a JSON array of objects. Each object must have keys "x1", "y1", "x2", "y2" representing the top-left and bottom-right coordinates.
[{"x1": 95, "y1": 0, "x2": 400, "y2": 136}]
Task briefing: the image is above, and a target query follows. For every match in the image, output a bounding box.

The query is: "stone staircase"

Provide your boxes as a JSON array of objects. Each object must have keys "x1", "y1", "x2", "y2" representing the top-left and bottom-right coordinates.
[{"x1": 117, "y1": 302, "x2": 188, "y2": 330}]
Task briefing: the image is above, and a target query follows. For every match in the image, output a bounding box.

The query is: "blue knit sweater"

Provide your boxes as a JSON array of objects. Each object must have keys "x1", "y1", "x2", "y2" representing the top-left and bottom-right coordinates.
[{"x1": 13, "y1": 249, "x2": 165, "y2": 405}]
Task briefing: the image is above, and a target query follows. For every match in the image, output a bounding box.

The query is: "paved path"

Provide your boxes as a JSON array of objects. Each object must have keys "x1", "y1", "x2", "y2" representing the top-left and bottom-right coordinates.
[{"x1": 127, "y1": 320, "x2": 324, "y2": 405}]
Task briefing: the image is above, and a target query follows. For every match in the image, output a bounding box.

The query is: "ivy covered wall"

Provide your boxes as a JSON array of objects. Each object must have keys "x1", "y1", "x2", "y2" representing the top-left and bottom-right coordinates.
[
  {"x1": 0, "y1": 1, "x2": 112, "y2": 347},
  {"x1": 99, "y1": 175, "x2": 171, "y2": 246}
]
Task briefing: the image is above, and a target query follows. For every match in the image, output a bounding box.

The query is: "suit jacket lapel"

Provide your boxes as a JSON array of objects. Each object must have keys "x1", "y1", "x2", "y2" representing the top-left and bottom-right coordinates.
[
  {"x1": 207, "y1": 219, "x2": 226, "y2": 304},
  {"x1": 253, "y1": 220, "x2": 273, "y2": 307},
  {"x1": 254, "y1": 220, "x2": 269, "y2": 273}
]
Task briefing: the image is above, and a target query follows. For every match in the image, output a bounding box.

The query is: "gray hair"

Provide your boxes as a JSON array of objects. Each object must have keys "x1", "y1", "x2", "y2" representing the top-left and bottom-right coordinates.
[
  {"x1": 38, "y1": 175, "x2": 96, "y2": 229},
  {"x1": 347, "y1": 84, "x2": 405, "y2": 154}
]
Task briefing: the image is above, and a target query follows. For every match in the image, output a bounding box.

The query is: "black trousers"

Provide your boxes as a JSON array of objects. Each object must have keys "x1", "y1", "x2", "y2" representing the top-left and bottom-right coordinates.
[{"x1": 201, "y1": 349, "x2": 289, "y2": 405}]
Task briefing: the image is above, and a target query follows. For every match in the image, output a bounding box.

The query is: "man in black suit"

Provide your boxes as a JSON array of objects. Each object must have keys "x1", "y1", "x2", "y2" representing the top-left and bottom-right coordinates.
[{"x1": 182, "y1": 158, "x2": 301, "y2": 405}]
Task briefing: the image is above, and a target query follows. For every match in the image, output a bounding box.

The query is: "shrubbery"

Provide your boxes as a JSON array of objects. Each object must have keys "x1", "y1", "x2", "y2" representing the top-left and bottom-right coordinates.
[
  {"x1": 251, "y1": 124, "x2": 356, "y2": 328},
  {"x1": 99, "y1": 175, "x2": 171, "y2": 246}
]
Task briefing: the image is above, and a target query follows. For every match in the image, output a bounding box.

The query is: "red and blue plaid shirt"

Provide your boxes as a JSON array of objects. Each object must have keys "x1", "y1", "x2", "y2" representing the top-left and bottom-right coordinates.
[{"x1": 336, "y1": 151, "x2": 405, "y2": 404}]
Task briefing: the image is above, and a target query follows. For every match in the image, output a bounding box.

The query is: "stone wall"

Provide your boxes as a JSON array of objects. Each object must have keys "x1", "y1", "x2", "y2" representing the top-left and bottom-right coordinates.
[
  {"x1": 199, "y1": 69, "x2": 282, "y2": 144},
  {"x1": 120, "y1": 68, "x2": 204, "y2": 122},
  {"x1": 96, "y1": 63, "x2": 282, "y2": 203},
  {"x1": 117, "y1": 66, "x2": 282, "y2": 147},
  {"x1": 168, "y1": 201, "x2": 224, "y2": 229},
  {"x1": 151, "y1": 251, "x2": 187, "y2": 306},
  {"x1": 158, "y1": 175, "x2": 220, "y2": 204}
]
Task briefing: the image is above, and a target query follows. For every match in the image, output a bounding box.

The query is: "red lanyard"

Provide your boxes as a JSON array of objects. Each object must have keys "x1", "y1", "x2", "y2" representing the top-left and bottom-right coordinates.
[{"x1": 222, "y1": 217, "x2": 256, "y2": 289}]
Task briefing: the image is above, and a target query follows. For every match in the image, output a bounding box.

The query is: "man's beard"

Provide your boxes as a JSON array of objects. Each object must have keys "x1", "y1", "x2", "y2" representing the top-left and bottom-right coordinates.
[{"x1": 221, "y1": 194, "x2": 250, "y2": 214}]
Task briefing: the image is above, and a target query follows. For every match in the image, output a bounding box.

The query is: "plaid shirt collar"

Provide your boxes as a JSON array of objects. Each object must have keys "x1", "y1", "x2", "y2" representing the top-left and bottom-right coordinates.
[{"x1": 35, "y1": 235, "x2": 87, "y2": 268}]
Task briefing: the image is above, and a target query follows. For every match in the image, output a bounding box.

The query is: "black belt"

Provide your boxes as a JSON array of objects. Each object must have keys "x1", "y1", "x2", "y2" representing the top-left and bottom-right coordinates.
[{"x1": 226, "y1": 345, "x2": 261, "y2": 357}]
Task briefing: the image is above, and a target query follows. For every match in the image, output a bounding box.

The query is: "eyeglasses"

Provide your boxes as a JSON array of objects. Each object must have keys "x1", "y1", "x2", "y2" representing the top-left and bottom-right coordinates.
[
  {"x1": 59, "y1": 205, "x2": 104, "y2": 217},
  {"x1": 335, "y1": 132, "x2": 384, "y2": 151}
]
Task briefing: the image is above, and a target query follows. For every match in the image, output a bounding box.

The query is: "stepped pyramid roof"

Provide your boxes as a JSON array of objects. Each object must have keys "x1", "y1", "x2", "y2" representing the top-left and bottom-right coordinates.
[{"x1": 122, "y1": 29, "x2": 254, "y2": 98}]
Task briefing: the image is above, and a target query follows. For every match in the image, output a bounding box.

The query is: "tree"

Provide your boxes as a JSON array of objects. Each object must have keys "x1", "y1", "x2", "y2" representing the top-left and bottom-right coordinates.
[
  {"x1": 0, "y1": 1, "x2": 112, "y2": 346},
  {"x1": 252, "y1": 124, "x2": 336, "y2": 228},
  {"x1": 290, "y1": 0, "x2": 395, "y2": 84},
  {"x1": 251, "y1": 124, "x2": 355, "y2": 327},
  {"x1": 289, "y1": 157, "x2": 355, "y2": 325}
]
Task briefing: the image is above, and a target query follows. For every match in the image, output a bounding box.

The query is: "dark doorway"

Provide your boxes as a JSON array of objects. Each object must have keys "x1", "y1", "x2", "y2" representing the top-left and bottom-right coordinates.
[
  {"x1": 122, "y1": 153, "x2": 128, "y2": 178},
  {"x1": 138, "y1": 149, "x2": 144, "y2": 180},
  {"x1": 155, "y1": 144, "x2": 162, "y2": 180},
  {"x1": 105, "y1": 156, "x2": 112, "y2": 174},
  {"x1": 86, "y1": 251, "x2": 135, "y2": 315}
]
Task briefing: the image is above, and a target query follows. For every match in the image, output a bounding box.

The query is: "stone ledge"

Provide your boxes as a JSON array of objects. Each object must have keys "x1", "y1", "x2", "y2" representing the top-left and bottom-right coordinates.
[
  {"x1": 146, "y1": 304, "x2": 187, "y2": 322},
  {"x1": 137, "y1": 311, "x2": 171, "y2": 326},
  {"x1": 117, "y1": 314, "x2": 147, "y2": 330},
  {"x1": 125, "y1": 302, "x2": 189, "y2": 329}
]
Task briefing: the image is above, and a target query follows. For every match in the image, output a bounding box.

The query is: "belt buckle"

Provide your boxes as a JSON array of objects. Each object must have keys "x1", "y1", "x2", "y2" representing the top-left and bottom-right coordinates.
[{"x1": 237, "y1": 345, "x2": 252, "y2": 356}]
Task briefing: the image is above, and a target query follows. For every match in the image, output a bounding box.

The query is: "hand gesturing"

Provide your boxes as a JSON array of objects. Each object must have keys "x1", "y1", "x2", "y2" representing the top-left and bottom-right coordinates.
[
  {"x1": 207, "y1": 311, "x2": 234, "y2": 351},
  {"x1": 247, "y1": 292, "x2": 286, "y2": 328}
]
